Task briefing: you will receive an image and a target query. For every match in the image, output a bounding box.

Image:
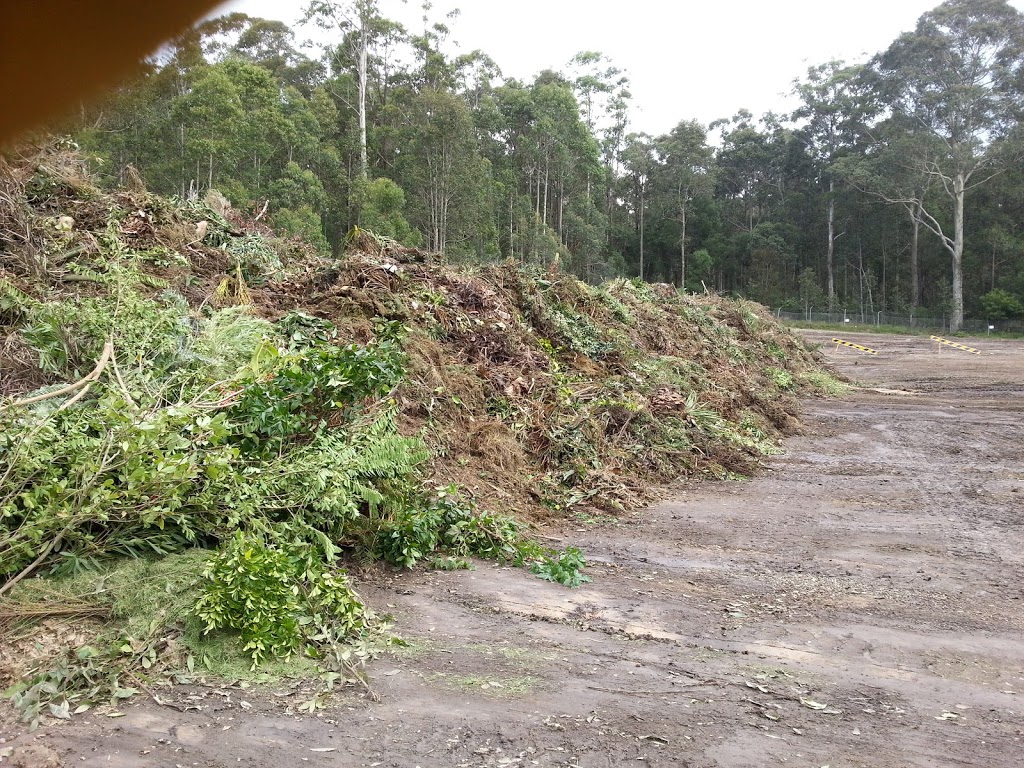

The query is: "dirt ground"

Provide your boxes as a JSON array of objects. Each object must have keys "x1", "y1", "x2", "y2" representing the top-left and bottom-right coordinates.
[{"x1": 3, "y1": 329, "x2": 1023, "y2": 768}]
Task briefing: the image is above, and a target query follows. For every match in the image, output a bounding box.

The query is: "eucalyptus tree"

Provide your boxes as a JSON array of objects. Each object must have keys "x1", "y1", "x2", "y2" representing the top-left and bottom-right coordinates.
[
  {"x1": 166, "y1": 65, "x2": 244, "y2": 197},
  {"x1": 837, "y1": 113, "x2": 935, "y2": 310},
  {"x1": 408, "y1": 3, "x2": 462, "y2": 92},
  {"x1": 530, "y1": 73, "x2": 601, "y2": 245},
  {"x1": 620, "y1": 133, "x2": 657, "y2": 280},
  {"x1": 490, "y1": 79, "x2": 535, "y2": 259},
  {"x1": 868, "y1": 0, "x2": 1024, "y2": 330},
  {"x1": 792, "y1": 60, "x2": 867, "y2": 309},
  {"x1": 711, "y1": 111, "x2": 793, "y2": 290},
  {"x1": 568, "y1": 53, "x2": 629, "y2": 184},
  {"x1": 655, "y1": 120, "x2": 714, "y2": 288},
  {"x1": 565, "y1": 51, "x2": 632, "y2": 239},
  {"x1": 231, "y1": 17, "x2": 324, "y2": 95},
  {"x1": 712, "y1": 111, "x2": 779, "y2": 234},
  {"x1": 568, "y1": 51, "x2": 626, "y2": 134},
  {"x1": 304, "y1": 0, "x2": 384, "y2": 182},
  {"x1": 487, "y1": 73, "x2": 603, "y2": 267},
  {"x1": 399, "y1": 89, "x2": 494, "y2": 257},
  {"x1": 454, "y1": 50, "x2": 502, "y2": 111},
  {"x1": 73, "y1": 13, "x2": 250, "y2": 190}
]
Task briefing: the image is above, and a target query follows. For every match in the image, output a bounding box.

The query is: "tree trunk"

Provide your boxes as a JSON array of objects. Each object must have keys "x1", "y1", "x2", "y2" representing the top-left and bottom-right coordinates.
[
  {"x1": 826, "y1": 180, "x2": 835, "y2": 311},
  {"x1": 557, "y1": 180, "x2": 564, "y2": 242},
  {"x1": 542, "y1": 157, "x2": 549, "y2": 228},
  {"x1": 951, "y1": 173, "x2": 965, "y2": 332},
  {"x1": 679, "y1": 205, "x2": 687, "y2": 290},
  {"x1": 909, "y1": 201, "x2": 921, "y2": 309},
  {"x1": 509, "y1": 193, "x2": 515, "y2": 261},
  {"x1": 858, "y1": 241, "x2": 864, "y2": 321},
  {"x1": 179, "y1": 123, "x2": 186, "y2": 199},
  {"x1": 881, "y1": 243, "x2": 887, "y2": 311},
  {"x1": 638, "y1": 182, "x2": 645, "y2": 281},
  {"x1": 357, "y1": 19, "x2": 369, "y2": 182}
]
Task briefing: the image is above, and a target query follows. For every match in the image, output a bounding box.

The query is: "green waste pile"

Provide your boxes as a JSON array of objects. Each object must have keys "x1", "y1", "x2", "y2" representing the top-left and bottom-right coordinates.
[{"x1": 0, "y1": 146, "x2": 841, "y2": 723}]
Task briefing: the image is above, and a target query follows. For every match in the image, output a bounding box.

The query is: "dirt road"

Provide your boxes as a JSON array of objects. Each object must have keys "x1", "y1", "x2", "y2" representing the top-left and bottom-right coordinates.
[{"x1": 6, "y1": 330, "x2": 1023, "y2": 767}]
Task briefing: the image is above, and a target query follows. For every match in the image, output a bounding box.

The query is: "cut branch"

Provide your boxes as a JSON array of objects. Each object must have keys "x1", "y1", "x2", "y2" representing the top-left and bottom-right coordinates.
[{"x1": 1, "y1": 341, "x2": 113, "y2": 412}]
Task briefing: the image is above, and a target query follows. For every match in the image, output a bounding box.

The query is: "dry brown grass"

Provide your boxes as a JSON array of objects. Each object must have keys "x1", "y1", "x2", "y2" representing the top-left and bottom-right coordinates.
[{"x1": 0, "y1": 332, "x2": 50, "y2": 397}]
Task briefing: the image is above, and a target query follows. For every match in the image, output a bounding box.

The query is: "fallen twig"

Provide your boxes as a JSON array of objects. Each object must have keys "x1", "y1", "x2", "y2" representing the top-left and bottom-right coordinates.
[
  {"x1": 587, "y1": 682, "x2": 720, "y2": 695},
  {"x1": 110, "y1": 349, "x2": 136, "y2": 407},
  {"x1": 127, "y1": 674, "x2": 200, "y2": 713},
  {"x1": 0, "y1": 603, "x2": 109, "y2": 621},
  {"x1": 342, "y1": 658, "x2": 379, "y2": 703},
  {"x1": 1, "y1": 341, "x2": 113, "y2": 411}
]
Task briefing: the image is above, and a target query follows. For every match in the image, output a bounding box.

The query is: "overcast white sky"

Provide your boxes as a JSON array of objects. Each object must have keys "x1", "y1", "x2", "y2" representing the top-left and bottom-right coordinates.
[{"x1": 220, "y1": 0, "x2": 1024, "y2": 136}]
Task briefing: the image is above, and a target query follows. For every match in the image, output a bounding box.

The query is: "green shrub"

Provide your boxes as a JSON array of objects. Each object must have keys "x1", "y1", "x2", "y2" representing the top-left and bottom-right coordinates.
[
  {"x1": 277, "y1": 311, "x2": 338, "y2": 350},
  {"x1": 0, "y1": 397, "x2": 235, "y2": 580},
  {"x1": 798, "y1": 371, "x2": 848, "y2": 396},
  {"x1": 373, "y1": 486, "x2": 588, "y2": 587},
  {"x1": 209, "y1": 410, "x2": 430, "y2": 543},
  {"x1": 374, "y1": 504, "x2": 445, "y2": 568},
  {"x1": 228, "y1": 336, "x2": 406, "y2": 455},
  {"x1": 356, "y1": 178, "x2": 420, "y2": 247},
  {"x1": 194, "y1": 532, "x2": 371, "y2": 668},
  {"x1": 271, "y1": 206, "x2": 330, "y2": 256},
  {"x1": 373, "y1": 487, "x2": 528, "y2": 568},
  {"x1": 547, "y1": 303, "x2": 614, "y2": 358},
  {"x1": 192, "y1": 307, "x2": 278, "y2": 381},
  {"x1": 530, "y1": 547, "x2": 591, "y2": 588},
  {"x1": 0, "y1": 345, "x2": 422, "y2": 582},
  {"x1": 980, "y1": 288, "x2": 1024, "y2": 320},
  {"x1": 21, "y1": 281, "x2": 190, "y2": 381}
]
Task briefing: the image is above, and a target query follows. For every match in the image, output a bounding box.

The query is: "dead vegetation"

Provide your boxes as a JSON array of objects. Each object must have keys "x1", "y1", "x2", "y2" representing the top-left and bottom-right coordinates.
[
  {"x1": 0, "y1": 146, "x2": 841, "y2": 724},
  {"x1": 1, "y1": 144, "x2": 834, "y2": 524},
  {"x1": 243, "y1": 227, "x2": 830, "y2": 520}
]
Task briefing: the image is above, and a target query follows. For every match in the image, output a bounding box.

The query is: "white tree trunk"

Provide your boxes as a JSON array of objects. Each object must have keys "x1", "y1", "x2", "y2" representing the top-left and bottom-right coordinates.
[
  {"x1": 679, "y1": 205, "x2": 687, "y2": 290},
  {"x1": 542, "y1": 157, "x2": 549, "y2": 227},
  {"x1": 357, "y1": 19, "x2": 369, "y2": 181},
  {"x1": 638, "y1": 182, "x2": 645, "y2": 281},
  {"x1": 951, "y1": 173, "x2": 965, "y2": 331},
  {"x1": 908, "y1": 201, "x2": 921, "y2": 309},
  {"x1": 509, "y1": 194, "x2": 515, "y2": 261},
  {"x1": 826, "y1": 180, "x2": 835, "y2": 311}
]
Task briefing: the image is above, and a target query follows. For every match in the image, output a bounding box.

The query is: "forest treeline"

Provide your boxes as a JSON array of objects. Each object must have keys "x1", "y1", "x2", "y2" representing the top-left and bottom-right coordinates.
[{"x1": 57, "y1": 0, "x2": 1024, "y2": 331}]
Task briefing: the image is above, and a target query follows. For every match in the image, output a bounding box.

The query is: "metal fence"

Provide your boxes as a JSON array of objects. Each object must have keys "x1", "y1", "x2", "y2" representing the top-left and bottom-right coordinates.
[{"x1": 774, "y1": 310, "x2": 1024, "y2": 335}]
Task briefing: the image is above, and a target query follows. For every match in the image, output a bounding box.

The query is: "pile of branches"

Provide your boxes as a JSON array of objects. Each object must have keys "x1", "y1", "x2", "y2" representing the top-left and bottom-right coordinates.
[
  {"x1": 256, "y1": 241, "x2": 836, "y2": 517},
  {"x1": 0, "y1": 145, "x2": 840, "y2": 725}
]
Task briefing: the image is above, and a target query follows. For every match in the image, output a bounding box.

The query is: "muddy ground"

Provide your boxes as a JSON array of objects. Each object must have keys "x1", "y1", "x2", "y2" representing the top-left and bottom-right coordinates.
[{"x1": 4, "y1": 329, "x2": 1023, "y2": 767}]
